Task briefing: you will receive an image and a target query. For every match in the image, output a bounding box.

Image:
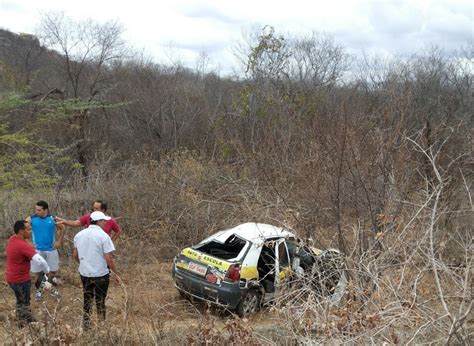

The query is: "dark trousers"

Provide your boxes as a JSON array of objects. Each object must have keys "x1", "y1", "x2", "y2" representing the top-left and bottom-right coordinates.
[
  {"x1": 9, "y1": 281, "x2": 33, "y2": 326},
  {"x1": 80, "y1": 274, "x2": 109, "y2": 329}
]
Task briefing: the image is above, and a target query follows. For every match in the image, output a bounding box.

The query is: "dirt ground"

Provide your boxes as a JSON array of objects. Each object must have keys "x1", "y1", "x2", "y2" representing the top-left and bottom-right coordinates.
[
  {"x1": 0, "y1": 258, "x2": 284, "y2": 344},
  {"x1": 1, "y1": 252, "x2": 472, "y2": 344}
]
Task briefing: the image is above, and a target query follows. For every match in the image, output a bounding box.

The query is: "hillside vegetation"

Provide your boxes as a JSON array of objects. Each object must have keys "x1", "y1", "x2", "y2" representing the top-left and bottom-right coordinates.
[{"x1": 0, "y1": 15, "x2": 472, "y2": 344}]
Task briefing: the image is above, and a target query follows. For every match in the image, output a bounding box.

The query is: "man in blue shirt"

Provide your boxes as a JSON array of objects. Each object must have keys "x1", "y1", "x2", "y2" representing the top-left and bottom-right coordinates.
[{"x1": 26, "y1": 200, "x2": 65, "y2": 301}]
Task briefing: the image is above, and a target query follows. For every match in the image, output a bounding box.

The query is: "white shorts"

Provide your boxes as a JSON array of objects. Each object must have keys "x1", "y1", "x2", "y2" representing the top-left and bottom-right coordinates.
[{"x1": 31, "y1": 250, "x2": 59, "y2": 273}]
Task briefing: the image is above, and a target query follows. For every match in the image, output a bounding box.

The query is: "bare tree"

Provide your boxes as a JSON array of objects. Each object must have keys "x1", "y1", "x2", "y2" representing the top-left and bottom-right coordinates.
[
  {"x1": 36, "y1": 12, "x2": 126, "y2": 175},
  {"x1": 290, "y1": 32, "x2": 350, "y2": 89},
  {"x1": 38, "y1": 11, "x2": 125, "y2": 98}
]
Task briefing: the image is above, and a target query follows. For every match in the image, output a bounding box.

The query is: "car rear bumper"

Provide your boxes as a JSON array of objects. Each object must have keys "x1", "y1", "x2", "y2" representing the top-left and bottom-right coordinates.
[{"x1": 173, "y1": 268, "x2": 241, "y2": 309}]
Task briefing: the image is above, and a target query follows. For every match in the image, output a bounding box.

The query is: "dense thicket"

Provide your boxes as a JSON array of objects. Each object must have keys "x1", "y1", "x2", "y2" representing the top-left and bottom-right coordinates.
[
  {"x1": 0, "y1": 21, "x2": 472, "y2": 343},
  {"x1": 1, "y1": 24, "x2": 471, "y2": 241}
]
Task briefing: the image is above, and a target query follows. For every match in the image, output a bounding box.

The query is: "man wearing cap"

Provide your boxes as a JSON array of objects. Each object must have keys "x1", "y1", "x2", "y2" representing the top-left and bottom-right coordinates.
[
  {"x1": 73, "y1": 211, "x2": 118, "y2": 329},
  {"x1": 5, "y1": 220, "x2": 50, "y2": 327},
  {"x1": 56, "y1": 200, "x2": 121, "y2": 241}
]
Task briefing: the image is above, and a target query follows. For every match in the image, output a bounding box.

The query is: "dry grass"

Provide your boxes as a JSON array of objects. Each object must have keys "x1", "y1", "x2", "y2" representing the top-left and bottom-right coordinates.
[
  {"x1": 0, "y1": 259, "x2": 292, "y2": 344},
  {"x1": 0, "y1": 238, "x2": 471, "y2": 345},
  {"x1": 0, "y1": 140, "x2": 471, "y2": 344}
]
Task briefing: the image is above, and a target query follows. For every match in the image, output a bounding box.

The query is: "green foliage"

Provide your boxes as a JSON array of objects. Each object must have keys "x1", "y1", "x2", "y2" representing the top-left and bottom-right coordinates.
[
  {"x1": 0, "y1": 123, "x2": 56, "y2": 189},
  {"x1": 37, "y1": 98, "x2": 131, "y2": 120},
  {"x1": 0, "y1": 92, "x2": 31, "y2": 110},
  {"x1": 0, "y1": 93, "x2": 79, "y2": 191},
  {"x1": 246, "y1": 26, "x2": 290, "y2": 80},
  {"x1": 234, "y1": 84, "x2": 252, "y2": 115}
]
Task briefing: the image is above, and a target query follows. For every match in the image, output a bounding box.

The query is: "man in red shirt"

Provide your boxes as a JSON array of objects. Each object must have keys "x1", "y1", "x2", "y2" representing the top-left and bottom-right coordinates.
[
  {"x1": 56, "y1": 200, "x2": 121, "y2": 241},
  {"x1": 5, "y1": 220, "x2": 50, "y2": 327}
]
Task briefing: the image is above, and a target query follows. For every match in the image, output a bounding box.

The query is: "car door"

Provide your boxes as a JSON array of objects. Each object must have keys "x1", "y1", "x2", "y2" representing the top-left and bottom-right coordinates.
[{"x1": 274, "y1": 239, "x2": 292, "y2": 295}]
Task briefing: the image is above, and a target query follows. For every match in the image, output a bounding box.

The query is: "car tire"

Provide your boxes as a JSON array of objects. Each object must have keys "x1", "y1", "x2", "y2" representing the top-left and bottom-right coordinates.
[{"x1": 236, "y1": 289, "x2": 261, "y2": 317}]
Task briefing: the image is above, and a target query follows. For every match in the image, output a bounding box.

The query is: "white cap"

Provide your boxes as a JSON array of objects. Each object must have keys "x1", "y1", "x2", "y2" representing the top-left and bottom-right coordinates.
[{"x1": 90, "y1": 211, "x2": 111, "y2": 221}]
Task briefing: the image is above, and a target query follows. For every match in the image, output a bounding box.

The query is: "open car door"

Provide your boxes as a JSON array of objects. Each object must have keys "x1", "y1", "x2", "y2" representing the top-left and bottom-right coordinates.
[{"x1": 274, "y1": 239, "x2": 292, "y2": 296}]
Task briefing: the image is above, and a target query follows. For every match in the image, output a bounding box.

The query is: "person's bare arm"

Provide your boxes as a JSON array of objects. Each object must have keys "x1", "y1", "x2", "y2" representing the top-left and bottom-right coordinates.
[
  {"x1": 55, "y1": 217, "x2": 81, "y2": 227},
  {"x1": 73, "y1": 248, "x2": 79, "y2": 263},
  {"x1": 105, "y1": 252, "x2": 120, "y2": 284},
  {"x1": 111, "y1": 231, "x2": 119, "y2": 242},
  {"x1": 54, "y1": 223, "x2": 65, "y2": 249},
  {"x1": 104, "y1": 252, "x2": 117, "y2": 275}
]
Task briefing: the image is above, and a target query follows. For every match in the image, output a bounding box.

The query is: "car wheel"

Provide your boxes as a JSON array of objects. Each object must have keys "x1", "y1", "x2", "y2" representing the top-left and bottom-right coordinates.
[{"x1": 236, "y1": 289, "x2": 261, "y2": 317}]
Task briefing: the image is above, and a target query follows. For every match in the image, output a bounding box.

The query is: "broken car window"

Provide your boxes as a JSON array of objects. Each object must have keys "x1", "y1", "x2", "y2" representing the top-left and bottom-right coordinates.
[{"x1": 194, "y1": 235, "x2": 247, "y2": 260}]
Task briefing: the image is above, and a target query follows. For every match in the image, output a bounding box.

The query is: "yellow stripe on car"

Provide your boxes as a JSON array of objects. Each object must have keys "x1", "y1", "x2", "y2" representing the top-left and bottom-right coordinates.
[
  {"x1": 181, "y1": 248, "x2": 231, "y2": 271},
  {"x1": 175, "y1": 262, "x2": 188, "y2": 270},
  {"x1": 240, "y1": 266, "x2": 258, "y2": 279}
]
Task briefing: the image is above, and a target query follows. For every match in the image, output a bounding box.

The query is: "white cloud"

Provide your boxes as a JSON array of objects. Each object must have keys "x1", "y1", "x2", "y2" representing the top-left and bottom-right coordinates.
[{"x1": 0, "y1": 0, "x2": 472, "y2": 73}]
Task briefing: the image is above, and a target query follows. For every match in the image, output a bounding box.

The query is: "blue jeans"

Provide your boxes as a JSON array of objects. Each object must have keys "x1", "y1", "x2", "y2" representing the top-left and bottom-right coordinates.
[{"x1": 9, "y1": 281, "x2": 33, "y2": 325}]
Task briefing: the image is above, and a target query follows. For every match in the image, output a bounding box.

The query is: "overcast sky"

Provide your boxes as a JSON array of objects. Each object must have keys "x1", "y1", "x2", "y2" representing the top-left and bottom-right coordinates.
[{"x1": 0, "y1": 0, "x2": 472, "y2": 74}]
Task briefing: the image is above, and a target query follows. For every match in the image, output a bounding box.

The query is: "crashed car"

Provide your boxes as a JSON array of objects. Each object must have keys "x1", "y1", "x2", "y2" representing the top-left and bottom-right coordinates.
[{"x1": 172, "y1": 222, "x2": 346, "y2": 317}]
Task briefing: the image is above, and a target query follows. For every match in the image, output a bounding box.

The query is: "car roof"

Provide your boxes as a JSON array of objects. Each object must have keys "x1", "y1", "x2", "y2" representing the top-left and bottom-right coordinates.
[{"x1": 213, "y1": 222, "x2": 294, "y2": 245}]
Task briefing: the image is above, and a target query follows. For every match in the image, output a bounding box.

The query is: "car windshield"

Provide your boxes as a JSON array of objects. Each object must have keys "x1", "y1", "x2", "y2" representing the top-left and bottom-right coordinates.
[{"x1": 194, "y1": 234, "x2": 248, "y2": 260}]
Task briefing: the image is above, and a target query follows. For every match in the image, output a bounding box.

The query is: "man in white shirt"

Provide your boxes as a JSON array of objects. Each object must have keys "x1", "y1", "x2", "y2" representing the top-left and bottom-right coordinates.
[{"x1": 73, "y1": 211, "x2": 118, "y2": 330}]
